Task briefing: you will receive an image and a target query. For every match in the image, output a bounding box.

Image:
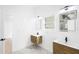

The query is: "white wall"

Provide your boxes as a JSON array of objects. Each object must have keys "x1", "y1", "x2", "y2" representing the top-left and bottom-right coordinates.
[
  {"x1": 2, "y1": 5, "x2": 65, "y2": 52},
  {"x1": 35, "y1": 5, "x2": 65, "y2": 52},
  {"x1": 1, "y1": 5, "x2": 37, "y2": 52},
  {"x1": 0, "y1": 6, "x2": 4, "y2": 38},
  {"x1": 54, "y1": 6, "x2": 79, "y2": 50},
  {"x1": 35, "y1": 5, "x2": 79, "y2": 53}
]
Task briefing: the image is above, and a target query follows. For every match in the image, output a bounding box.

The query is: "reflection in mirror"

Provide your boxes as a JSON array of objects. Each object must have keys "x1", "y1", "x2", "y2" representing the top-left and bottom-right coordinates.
[{"x1": 59, "y1": 10, "x2": 77, "y2": 32}]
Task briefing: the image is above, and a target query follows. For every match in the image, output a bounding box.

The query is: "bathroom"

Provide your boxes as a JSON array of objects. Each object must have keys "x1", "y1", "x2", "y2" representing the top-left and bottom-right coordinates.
[{"x1": 0, "y1": 5, "x2": 79, "y2": 54}]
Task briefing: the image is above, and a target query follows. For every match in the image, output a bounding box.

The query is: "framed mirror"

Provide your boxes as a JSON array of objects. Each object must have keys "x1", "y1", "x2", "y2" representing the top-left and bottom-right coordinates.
[{"x1": 59, "y1": 10, "x2": 77, "y2": 32}]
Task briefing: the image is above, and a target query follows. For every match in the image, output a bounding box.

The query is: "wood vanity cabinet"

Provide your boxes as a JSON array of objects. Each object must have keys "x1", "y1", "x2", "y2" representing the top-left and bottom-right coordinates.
[
  {"x1": 0, "y1": 38, "x2": 12, "y2": 54},
  {"x1": 31, "y1": 35, "x2": 42, "y2": 45},
  {"x1": 53, "y1": 42, "x2": 79, "y2": 54}
]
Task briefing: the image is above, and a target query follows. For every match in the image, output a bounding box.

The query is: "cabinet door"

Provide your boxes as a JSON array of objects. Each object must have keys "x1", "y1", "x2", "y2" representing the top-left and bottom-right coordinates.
[
  {"x1": 63, "y1": 45, "x2": 79, "y2": 54},
  {"x1": 31, "y1": 35, "x2": 37, "y2": 44},
  {"x1": 53, "y1": 42, "x2": 65, "y2": 54},
  {"x1": 53, "y1": 42, "x2": 79, "y2": 54},
  {"x1": 38, "y1": 36, "x2": 42, "y2": 44}
]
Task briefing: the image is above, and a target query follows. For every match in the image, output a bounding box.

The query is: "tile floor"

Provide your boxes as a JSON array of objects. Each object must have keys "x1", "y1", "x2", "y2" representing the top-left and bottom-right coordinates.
[{"x1": 13, "y1": 45, "x2": 52, "y2": 54}]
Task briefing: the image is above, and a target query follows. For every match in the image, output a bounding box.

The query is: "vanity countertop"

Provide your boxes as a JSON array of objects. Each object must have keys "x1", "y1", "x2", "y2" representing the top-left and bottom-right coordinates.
[
  {"x1": 54, "y1": 40, "x2": 79, "y2": 50},
  {"x1": 31, "y1": 35, "x2": 42, "y2": 37}
]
